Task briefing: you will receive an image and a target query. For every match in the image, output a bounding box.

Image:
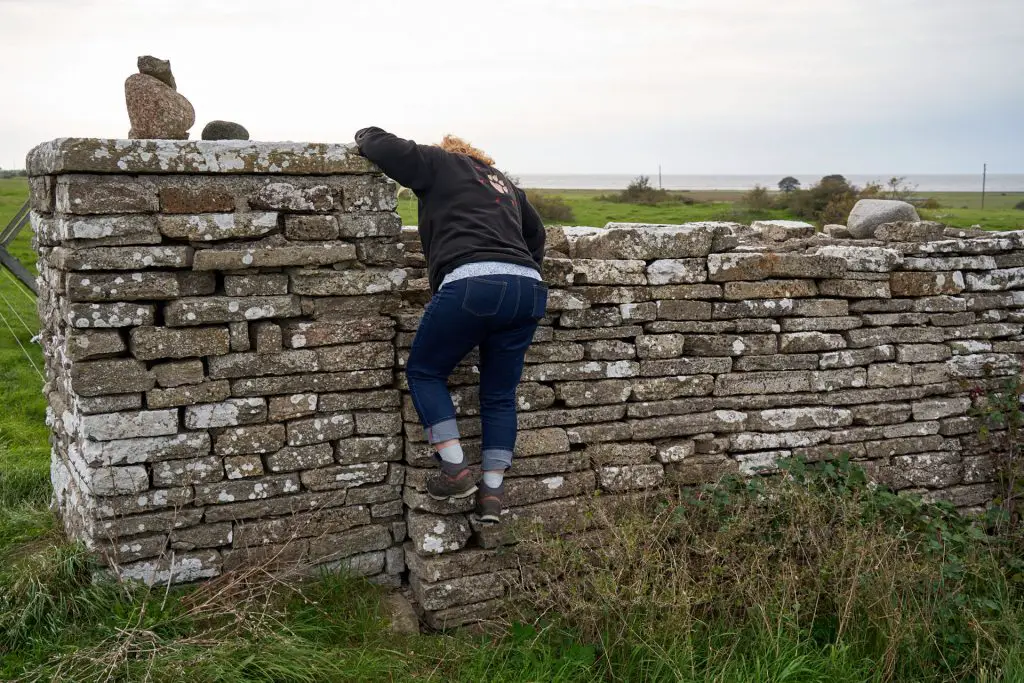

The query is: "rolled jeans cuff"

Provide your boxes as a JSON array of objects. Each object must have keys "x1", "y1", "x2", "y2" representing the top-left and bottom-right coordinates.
[
  {"x1": 482, "y1": 448, "x2": 513, "y2": 471},
  {"x1": 425, "y1": 418, "x2": 460, "y2": 444}
]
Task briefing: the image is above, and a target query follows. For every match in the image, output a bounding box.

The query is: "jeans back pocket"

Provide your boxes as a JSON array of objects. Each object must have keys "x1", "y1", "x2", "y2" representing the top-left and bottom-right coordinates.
[
  {"x1": 531, "y1": 281, "x2": 549, "y2": 320},
  {"x1": 461, "y1": 278, "x2": 508, "y2": 317}
]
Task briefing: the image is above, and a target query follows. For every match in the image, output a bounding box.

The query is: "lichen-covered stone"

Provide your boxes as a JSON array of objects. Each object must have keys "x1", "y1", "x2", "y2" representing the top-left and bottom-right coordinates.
[
  {"x1": 630, "y1": 410, "x2": 747, "y2": 439},
  {"x1": 223, "y1": 274, "x2": 289, "y2": 297},
  {"x1": 890, "y1": 271, "x2": 965, "y2": 297},
  {"x1": 57, "y1": 215, "x2": 161, "y2": 246},
  {"x1": 635, "y1": 333, "x2": 685, "y2": 359},
  {"x1": 53, "y1": 245, "x2": 192, "y2": 271},
  {"x1": 646, "y1": 258, "x2": 706, "y2": 285},
  {"x1": 130, "y1": 326, "x2": 230, "y2": 359},
  {"x1": 55, "y1": 175, "x2": 159, "y2": 214},
  {"x1": 212, "y1": 424, "x2": 286, "y2": 456},
  {"x1": 223, "y1": 455, "x2": 264, "y2": 479},
  {"x1": 714, "y1": 371, "x2": 811, "y2": 395},
  {"x1": 80, "y1": 409, "x2": 179, "y2": 441},
  {"x1": 285, "y1": 215, "x2": 339, "y2": 240},
  {"x1": 814, "y1": 245, "x2": 903, "y2": 272},
  {"x1": 194, "y1": 473, "x2": 301, "y2": 505},
  {"x1": 723, "y1": 280, "x2": 818, "y2": 300},
  {"x1": 152, "y1": 359, "x2": 204, "y2": 387},
  {"x1": 573, "y1": 223, "x2": 717, "y2": 260},
  {"x1": 287, "y1": 412, "x2": 355, "y2": 446},
  {"x1": 184, "y1": 398, "x2": 267, "y2": 428},
  {"x1": 159, "y1": 182, "x2": 237, "y2": 213},
  {"x1": 707, "y1": 253, "x2": 846, "y2": 282},
  {"x1": 152, "y1": 455, "x2": 224, "y2": 487},
  {"x1": 299, "y1": 462, "x2": 388, "y2": 491},
  {"x1": 27, "y1": 138, "x2": 376, "y2": 176},
  {"x1": 778, "y1": 332, "x2": 846, "y2": 354},
  {"x1": 289, "y1": 269, "x2": 408, "y2": 295},
  {"x1": 338, "y1": 213, "x2": 403, "y2": 238},
  {"x1": 164, "y1": 296, "x2": 301, "y2": 326},
  {"x1": 553, "y1": 379, "x2": 633, "y2": 407},
  {"x1": 193, "y1": 242, "x2": 356, "y2": 270},
  {"x1": 408, "y1": 511, "x2": 472, "y2": 556},
  {"x1": 80, "y1": 432, "x2": 210, "y2": 467},
  {"x1": 964, "y1": 267, "x2": 1024, "y2": 292},
  {"x1": 597, "y1": 464, "x2": 664, "y2": 491},
  {"x1": 874, "y1": 221, "x2": 945, "y2": 242},
  {"x1": 249, "y1": 182, "x2": 334, "y2": 212},
  {"x1": 157, "y1": 212, "x2": 278, "y2": 241},
  {"x1": 65, "y1": 329, "x2": 127, "y2": 361},
  {"x1": 147, "y1": 380, "x2": 230, "y2": 408},
  {"x1": 817, "y1": 279, "x2": 891, "y2": 298}
]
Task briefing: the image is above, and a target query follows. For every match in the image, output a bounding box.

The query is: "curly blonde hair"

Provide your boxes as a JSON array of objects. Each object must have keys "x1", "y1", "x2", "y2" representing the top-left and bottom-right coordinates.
[{"x1": 438, "y1": 134, "x2": 495, "y2": 166}]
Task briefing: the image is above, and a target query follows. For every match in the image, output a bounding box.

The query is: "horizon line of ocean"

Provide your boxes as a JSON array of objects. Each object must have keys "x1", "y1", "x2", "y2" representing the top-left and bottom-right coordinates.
[{"x1": 515, "y1": 173, "x2": 1024, "y2": 193}]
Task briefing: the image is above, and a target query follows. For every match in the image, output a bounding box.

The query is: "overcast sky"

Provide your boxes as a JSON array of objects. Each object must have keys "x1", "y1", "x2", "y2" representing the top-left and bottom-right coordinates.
[{"x1": 1, "y1": 0, "x2": 1021, "y2": 175}]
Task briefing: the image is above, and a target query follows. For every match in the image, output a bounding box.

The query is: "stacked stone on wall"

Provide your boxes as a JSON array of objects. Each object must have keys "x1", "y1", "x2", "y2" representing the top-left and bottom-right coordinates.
[
  {"x1": 401, "y1": 219, "x2": 1024, "y2": 628},
  {"x1": 28, "y1": 139, "x2": 408, "y2": 585}
]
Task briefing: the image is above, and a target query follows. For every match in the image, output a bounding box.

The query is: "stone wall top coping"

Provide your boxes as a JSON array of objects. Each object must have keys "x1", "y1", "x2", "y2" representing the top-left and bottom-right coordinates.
[{"x1": 27, "y1": 138, "x2": 378, "y2": 177}]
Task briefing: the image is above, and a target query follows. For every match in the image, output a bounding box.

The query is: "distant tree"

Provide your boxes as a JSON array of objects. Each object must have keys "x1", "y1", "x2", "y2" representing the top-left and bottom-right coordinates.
[
  {"x1": 821, "y1": 174, "x2": 849, "y2": 186},
  {"x1": 885, "y1": 176, "x2": 917, "y2": 200},
  {"x1": 778, "y1": 176, "x2": 800, "y2": 193}
]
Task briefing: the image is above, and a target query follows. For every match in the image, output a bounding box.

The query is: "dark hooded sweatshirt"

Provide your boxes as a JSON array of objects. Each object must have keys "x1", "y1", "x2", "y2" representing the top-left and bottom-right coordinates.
[{"x1": 354, "y1": 127, "x2": 545, "y2": 293}]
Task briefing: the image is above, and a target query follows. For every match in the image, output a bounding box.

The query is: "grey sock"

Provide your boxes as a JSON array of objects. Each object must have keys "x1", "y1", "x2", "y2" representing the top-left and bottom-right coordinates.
[
  {"x1": 437, "y1": 444, "x2": 466, "y2": 475},
  {"x1": 482, "y1": 471, "x2": 504, "y2": 488}
]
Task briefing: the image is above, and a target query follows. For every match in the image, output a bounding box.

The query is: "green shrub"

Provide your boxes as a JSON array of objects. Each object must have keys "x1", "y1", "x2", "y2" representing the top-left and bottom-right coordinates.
[
  {"x1": 741, "y1": 184, "x2": 772, "y2": 211},
  {"x1": 599, "y1": 175, "x2": 687, "y2": 205},
  {"x1": 524, "y1": 190, "x2": 575, "y2": 224},
  {"x1": 786, "y1": 174, "x2": 863, "y2": 225},
  {"x1": 1015, "y1": 200, "x2": 1024, "y2": 211}
]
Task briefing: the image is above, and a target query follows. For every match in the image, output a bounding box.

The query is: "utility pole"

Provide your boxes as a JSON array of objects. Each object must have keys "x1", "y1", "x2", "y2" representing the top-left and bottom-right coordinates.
[
  {"x1": 658, "y1": 164, "x2": 662, "y2": 189},
  {"x1": 981, "y1": 163, "x2": 987, "y2": 210}
]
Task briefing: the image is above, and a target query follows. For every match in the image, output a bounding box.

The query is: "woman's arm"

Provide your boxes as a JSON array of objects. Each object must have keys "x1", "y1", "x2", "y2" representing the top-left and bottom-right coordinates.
[
  {"x1": 354, "y1": 127, "x2": 436, "y2": 192},
  {"x1": 516, "y1": 187, "x2": 546, "y2": 269}
]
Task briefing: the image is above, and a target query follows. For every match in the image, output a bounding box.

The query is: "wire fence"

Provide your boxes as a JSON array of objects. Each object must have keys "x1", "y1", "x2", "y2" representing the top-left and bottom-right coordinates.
[{"x1": 0, "y1": 200, "x2": 43, "y2": 381}]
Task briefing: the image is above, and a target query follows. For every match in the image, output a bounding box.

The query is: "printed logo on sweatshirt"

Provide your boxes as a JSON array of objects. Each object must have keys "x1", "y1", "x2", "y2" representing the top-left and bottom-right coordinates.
[{"x1": 486, "y1": 173, "x2": 510, "y2": 195}]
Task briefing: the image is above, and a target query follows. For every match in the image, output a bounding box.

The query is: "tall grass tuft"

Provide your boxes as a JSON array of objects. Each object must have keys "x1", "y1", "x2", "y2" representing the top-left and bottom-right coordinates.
[{"x1": 513, "y1": 458, "x2": 1024, "y2": 682}]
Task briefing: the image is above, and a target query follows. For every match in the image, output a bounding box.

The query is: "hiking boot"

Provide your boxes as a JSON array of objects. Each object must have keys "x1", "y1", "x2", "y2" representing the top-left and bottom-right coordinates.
[
  {"x1": 427, "y1": 468, "x2": 477, "y2": 501},
  {"x1": 475, "y1": 482, "x2": 504, "y2": 524}
]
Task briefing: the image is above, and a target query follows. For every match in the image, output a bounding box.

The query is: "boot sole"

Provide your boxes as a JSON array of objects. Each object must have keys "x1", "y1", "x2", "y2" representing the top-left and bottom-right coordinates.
[
  {"x1": 475, "y1": 513, "x2": 501, "y2": 525},
  {"x1": 427, "y1": 485, "x2": 478, "y2": 501}
]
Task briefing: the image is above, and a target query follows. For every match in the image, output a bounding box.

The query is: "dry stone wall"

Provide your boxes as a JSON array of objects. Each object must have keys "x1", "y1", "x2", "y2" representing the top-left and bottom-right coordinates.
[
  {"x1": 28, "y1": 139, "x2": 1024, "y2": 628},
  {"x1": 399, "y1": 220, "x2": 1024, "y2": 628},
  {"x1": 29, "y1": 138, "x2": 408, "y2": 585}
]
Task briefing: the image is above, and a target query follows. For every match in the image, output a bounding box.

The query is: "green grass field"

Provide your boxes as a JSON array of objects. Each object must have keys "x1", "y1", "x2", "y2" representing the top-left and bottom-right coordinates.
[
  {"x1": 4, "y1": 177, "x2": 1024, "y2": 680},
  {"x1": 398, "y1": 187, "x2": 1024, "y2": 230}
]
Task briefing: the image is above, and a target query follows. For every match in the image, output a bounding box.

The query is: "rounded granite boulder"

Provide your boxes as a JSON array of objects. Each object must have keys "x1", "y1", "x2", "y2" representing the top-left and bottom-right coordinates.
[
  {"x1": 125, "y1": 73, "x2": 195, "y2": 140},
  {"x1": 847, "y1": 199, "x2": 920, "y2": 239},
  {"x1": 202, "y1": 120, "x2": 250, "y2": 141}
]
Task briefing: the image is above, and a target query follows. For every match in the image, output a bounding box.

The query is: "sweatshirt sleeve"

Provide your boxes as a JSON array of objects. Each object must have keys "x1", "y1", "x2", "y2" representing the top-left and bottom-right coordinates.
[
  {"x1": 354, "y1": 127, "x2": 436, "y2": 192},
  {"x1": 516, "y1": 187, "x2": 546, "y2": 269}
]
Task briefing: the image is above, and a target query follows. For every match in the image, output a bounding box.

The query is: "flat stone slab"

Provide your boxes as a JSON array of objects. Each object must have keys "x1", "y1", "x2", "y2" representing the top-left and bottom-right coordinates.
[
  {"x1": 571, "y1": 222, "x2": 727, "y2": 260},
  {"x1": 27, "y1": 138, "x2": 378, "y2": 176}
]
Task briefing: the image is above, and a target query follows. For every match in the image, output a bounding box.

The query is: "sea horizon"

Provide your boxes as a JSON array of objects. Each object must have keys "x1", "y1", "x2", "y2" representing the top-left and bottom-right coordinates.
[{"x1": 515, "y1": 173, "x2": 1024, "y2": 193}]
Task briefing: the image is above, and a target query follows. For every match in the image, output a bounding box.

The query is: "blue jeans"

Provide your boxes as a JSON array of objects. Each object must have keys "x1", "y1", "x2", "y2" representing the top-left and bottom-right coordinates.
[{"x1": 407, "y1": 275, "x2": 548, "y2": 471}]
